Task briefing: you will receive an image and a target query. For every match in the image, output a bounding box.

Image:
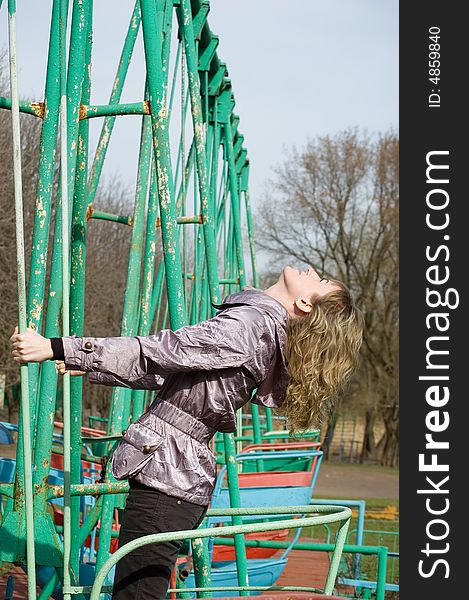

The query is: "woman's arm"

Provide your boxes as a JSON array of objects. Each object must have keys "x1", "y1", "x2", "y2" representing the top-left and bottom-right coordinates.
[
  {"x1": 87, "y1": 371, "x2": 164, "y2": 390},
  {"x1": 10, "y1": 306, "x2": 278, "y2": 385},
  {"x1": 61, "y1": 306, "x2": 274, "y2": 382},
  {"x1": 53, "y1": 358, "x2": 164, "y2": 390}
]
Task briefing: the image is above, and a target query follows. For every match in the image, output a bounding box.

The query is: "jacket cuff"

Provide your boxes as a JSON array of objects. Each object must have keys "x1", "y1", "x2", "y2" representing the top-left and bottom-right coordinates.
[
  {"x1": 62, "y1": 335, "x2": 95, "y2": 372},
  {"x1": 50, "y1": 338, "x2": 65, "y2": 361},
  {"x1": 88, "y1": 371, "x2": 104, "y2": 384}
]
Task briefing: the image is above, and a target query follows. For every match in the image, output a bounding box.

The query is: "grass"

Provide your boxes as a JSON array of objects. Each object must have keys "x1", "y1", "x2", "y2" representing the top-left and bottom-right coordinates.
[
  {"x1": 321, "y1": 461, "x2": 400, "y2": 477},
  {"x1": 300, "y1": 496, "x2": 400, "y2": 595}
]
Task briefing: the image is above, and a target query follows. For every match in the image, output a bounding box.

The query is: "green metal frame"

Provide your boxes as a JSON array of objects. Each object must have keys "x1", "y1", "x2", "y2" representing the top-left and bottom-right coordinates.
[
  {"x1": 86, "y1": 505, "x2": 353, "y2": 598},
  {"x1": 2, "y1": 1, "x2": 355, "y2": 599}
]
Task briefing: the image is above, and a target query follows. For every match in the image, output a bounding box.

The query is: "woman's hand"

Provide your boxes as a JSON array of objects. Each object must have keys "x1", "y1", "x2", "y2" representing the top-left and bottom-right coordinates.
[
  {"x1": 55, "y1": 360, "x2": 86, "y2": 377},
  {"x1": 10, "y1": 326, "x2": 54, "y2": 363}
]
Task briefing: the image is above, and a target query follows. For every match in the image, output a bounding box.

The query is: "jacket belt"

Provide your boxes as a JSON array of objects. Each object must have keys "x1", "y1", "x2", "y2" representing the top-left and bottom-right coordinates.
[{"x1": 152, "y1": 400, "x2": 215, "y2": 444}]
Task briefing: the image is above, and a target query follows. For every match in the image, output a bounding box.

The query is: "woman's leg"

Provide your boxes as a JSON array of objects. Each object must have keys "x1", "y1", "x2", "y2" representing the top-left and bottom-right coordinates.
[{"x1": 112, "y1": 481, "x2": 207, "y2": 600}]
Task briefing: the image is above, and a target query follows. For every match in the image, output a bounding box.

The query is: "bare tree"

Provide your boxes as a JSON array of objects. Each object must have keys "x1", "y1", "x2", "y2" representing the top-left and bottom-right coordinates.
[{"x1": 257, "y1": 128, "x2": 399, "y2": 466}]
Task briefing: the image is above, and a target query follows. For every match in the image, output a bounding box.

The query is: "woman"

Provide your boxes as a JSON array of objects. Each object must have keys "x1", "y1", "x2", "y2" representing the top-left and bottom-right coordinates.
[{"x1": 10, "y1": 266, "x2": 364, "y2": 599}]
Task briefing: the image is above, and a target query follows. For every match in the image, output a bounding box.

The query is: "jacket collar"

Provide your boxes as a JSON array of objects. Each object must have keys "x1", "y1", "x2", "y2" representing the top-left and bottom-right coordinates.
[{"x1": 215, "y1": 288, "x2": 290, "y2": 328}]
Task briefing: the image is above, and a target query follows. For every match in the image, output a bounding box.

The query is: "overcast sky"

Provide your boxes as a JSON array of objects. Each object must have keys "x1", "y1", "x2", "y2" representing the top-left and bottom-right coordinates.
[{"x1": 1, "y1": 0, "x2": 398, "y2": 206}]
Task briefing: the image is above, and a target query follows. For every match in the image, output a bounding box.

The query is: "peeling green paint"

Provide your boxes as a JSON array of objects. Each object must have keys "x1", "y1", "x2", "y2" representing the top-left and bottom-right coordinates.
[{"x1": 2, "y1": 1, "x2": 261, "y2": 595}]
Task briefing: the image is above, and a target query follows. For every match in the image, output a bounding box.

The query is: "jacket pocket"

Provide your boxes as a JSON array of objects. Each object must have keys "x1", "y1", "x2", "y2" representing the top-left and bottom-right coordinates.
[{"x1": 110, "y1": 420, "x2": 166, "y2": 480}]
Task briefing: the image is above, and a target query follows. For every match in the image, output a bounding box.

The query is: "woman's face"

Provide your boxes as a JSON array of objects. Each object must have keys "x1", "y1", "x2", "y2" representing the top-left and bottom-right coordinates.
[{"x1": 282, "y1": 265, "x2": 341, "y2": 300}]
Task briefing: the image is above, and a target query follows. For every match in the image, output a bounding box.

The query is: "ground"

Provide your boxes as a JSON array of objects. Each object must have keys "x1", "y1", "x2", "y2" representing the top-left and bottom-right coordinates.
[{"x1": 314, "y1": 462, "x2": 399, "y2": 499}]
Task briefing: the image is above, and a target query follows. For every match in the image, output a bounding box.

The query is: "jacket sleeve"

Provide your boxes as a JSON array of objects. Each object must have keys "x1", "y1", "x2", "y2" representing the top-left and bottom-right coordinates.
[
  {"x1": 62, "y1": 306, "x2": 275, "y2": 383},
  {"x1": 87, "y1": 371, "x2": 165, "y2": 390}
]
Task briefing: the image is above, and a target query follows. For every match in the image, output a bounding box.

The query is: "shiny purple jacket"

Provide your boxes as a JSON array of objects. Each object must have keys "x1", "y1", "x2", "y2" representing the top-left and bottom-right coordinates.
[{"x1": 62, "y1": 290, "x2": 290, "y2": 505}]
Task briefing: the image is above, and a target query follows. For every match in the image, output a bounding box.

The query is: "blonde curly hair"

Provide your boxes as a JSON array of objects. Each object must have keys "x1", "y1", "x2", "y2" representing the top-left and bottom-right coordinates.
[{"x1": 280, "y1": 281, "x2": 364, "y2": 434}]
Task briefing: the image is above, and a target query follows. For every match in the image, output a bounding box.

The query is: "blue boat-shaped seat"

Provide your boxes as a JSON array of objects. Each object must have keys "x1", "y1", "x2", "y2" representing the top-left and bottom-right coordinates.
[
  {"x1": 209, "y1": 449, "x2": 323, "y2": 525},
  {"x1": 0, "y1": 423, "x2": 14, "y2": 444}
]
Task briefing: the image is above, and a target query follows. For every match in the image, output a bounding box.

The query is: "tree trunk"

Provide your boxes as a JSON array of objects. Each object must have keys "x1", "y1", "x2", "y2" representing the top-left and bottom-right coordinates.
[
  {"x1": 360, "y1": 408, "x2": 378, "y2": 463},
  {"x1": 379, "y1": 404, "x2": 399, "y2": 467},
  {"x1": 322, "y1": 411, "x2": 339, "y2": 460}
]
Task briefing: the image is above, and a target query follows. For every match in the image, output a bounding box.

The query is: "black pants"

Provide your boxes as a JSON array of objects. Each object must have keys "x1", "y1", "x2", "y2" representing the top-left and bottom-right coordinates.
[{"x1": 112, "y1": 480, "x2": 208, "y2": 600}]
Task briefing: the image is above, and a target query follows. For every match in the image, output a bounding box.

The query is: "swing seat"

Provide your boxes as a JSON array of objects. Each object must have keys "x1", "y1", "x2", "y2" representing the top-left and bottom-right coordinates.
[
  {"x1": 209, "y1": 449, "x2": 323, "y2": 525},
  {"x1": 0, "y1": 457, "x2": 16, "y2": 483},
  {"x1": 0, "y1": 423, "x2": 14, "y2": 444},
  {"x1": 212, "y1": 528, "x2": 289, "y2": 561},
  {"x1": 208, "y1": 447, "x2": 323, "y2": 562},
  {"x1": 241, "y1": 441, "x2": 321, "y2": 474}
]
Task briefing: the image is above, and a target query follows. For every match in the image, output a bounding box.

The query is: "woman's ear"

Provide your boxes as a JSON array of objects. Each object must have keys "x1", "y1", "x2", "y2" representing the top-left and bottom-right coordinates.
[{"x1": 294, "y1": 297, "x2": 313, "y2": 314}]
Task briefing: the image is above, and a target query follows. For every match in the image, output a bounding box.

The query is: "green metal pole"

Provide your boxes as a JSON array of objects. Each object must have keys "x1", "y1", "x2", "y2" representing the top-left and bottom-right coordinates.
[
  {"x1": 132, "y1": 162, "x2": 159, "y2": 420},
  {"x1": 159, "y1": 0, "x2": 174, "y2": 79},
  {"x1": 28, "y1": 0, "x2": 92, "y2": 581},
  {"x1": 226, "y1": 212, "x2": 236, "y2": 296},
  {"x1": 123, "y1": 108, "x2": 153, "y2": 341},
  {"x1": 224, "y1": 120, "x2": 246, "y2": 288},
  {"x1": 68, "y1": 0, "x2": 93, "y2": 585},
  {"x1": 190, "y1": 224, "x2": 204, "y2": 324},
  {"x1": 81, "y1": 101, "x2": 149, "y2": 118},
  {"x1": 154, "y1": 270, "x2": 167, "y2": 332},
  {"x1": 243, "y1": 189, "x2": 259, "y2": 289},
  {"x1": 166, "y1": 42, "x2": 181, "y2": 123},
  {"x1": 375, "y1": 546, "x2": 389, "y2": 600},
  {"x1": 177, "y1": 13, "x2": 227, "y2": 588},
  {"x1": 27, "y1": 5, "x2": 91, "y2": 471},
  {"x1": 216, "y1": 158, "x2": 228, "y2": 232},
  {"x1": 161, "y1": 302, "x2": 170, "y2": 330},
  {"x1": 0, "y1": 95, "x2": 44, "y2": 116},
  {"x1": 250, "y1": 404, "x2": 262, "y2": 446},
  {"x1": 323, "y1": 511, "x2": 349, "y2": 594},
  {"x1": 37, "y1": 571, "x2": 60, "y2": 600},
  {"x1": 140, "y1": 0, "x2": 187, "y2": 329},
  {"x1": 222, "y1": 433, "x2": 249, "y2": 593},
  {"x1": 105, "y1": 92, "x2": 153, "y2": 428},
  {"x1": 209, "y1": 123, "x2": 221, "y2": 225},
  {"x1": 265, "y1": 408, "x2": 274, "y2": 434},
  {"x1": 87, "y1": 0, "x2": 141, "y2": 201},
  {"x1": 96, "y1": 110, "x2": 153, "y2": 571},
  {"x1": 191, "y1": 537, "x2": 212, "y2": 598},
  {"x1": 25, "y1": 0, "x2": 62, "y2": 436},
  {"x1": 149, "y1": 261, "x2": 165, "y2": 332},
  {"x1": 249, "y1": 403, "x2": 264, "y2": 471},
  {"x1": 88, "y1": 209, "x2": 132, "y2": 225},
  {"x1": 7, "y1": 1, "x2": 37, "y2": 594},
  {"x1": 6, "y1": 0, "x2": 61, "y2": 550},
  {"x1": 180, "y1": 0, "x2": 221, "y2": 308},
  {"x1": 180, "y1": 35, "x2": 188, "y2": 312},
  {"x1": 59, "y1": 0, "x2": 73, "y2": 596}
]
